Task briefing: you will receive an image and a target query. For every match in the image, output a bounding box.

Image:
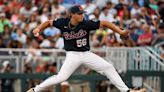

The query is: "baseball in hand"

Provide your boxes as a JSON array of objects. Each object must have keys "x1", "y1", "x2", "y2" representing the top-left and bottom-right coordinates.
[
  {"x1": 34, "y1": 33, "x2": 39, "y2": 37},
  {"x1": 33, "y1": 28, "x2": 40, "y2": 37}
]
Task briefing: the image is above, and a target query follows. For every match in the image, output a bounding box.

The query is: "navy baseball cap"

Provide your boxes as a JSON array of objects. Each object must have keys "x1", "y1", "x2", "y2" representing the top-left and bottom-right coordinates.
[{"x1": 69, "y1": 5, "x2": 86, "y2": 14}]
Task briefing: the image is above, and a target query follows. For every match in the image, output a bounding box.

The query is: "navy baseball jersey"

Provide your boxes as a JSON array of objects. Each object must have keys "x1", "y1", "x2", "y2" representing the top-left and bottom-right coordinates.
[{"x1": 53, "y1": 18, "x2": 100, "y2": 51}]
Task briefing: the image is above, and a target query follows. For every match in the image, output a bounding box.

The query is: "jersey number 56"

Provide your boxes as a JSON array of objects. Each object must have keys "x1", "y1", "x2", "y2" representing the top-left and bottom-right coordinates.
[{"x1": 76, "y1": 38, "x2": 87, "y2": 47}]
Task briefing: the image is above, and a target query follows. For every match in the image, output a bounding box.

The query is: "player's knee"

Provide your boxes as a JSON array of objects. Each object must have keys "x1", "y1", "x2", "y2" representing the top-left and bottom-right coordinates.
[
  {"x1": 56, "y1": 74, "x2": 69, "y2": 82},
  {"x1": 106, "y1": 64, "x2": 115, "y2": 70},
  {"x1": 99, "y1": 64, "x2": 116, "y2": 75},
  {"x1": 61, "y1": 76, "x2": 69, "y2": 81}
]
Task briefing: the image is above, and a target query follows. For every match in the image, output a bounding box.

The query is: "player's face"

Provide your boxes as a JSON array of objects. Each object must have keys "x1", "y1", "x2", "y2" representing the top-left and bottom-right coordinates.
[{"x1": 72, "y1": 13, "x2": 84, "y2": 22}]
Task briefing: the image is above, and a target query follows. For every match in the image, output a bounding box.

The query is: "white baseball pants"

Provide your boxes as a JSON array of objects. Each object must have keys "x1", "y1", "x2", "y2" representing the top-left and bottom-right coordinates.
[{"x1": 34, "y1": 51, "x2": 129, "y2": 92}]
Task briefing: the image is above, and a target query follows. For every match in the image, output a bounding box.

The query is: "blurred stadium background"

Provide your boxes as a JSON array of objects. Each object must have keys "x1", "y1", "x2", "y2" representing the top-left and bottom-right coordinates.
[{"x1": 0, "y1": 0, "x2": 164, "y2": 92}]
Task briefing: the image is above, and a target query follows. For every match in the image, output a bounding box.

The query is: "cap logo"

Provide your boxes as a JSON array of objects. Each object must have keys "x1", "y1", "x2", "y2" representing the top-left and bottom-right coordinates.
[{"x1": 79, "y1": 6, "x2": 83, "y2": 11}]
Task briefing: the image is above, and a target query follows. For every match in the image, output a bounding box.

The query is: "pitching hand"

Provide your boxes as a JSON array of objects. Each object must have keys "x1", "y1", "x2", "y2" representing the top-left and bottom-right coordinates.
[{"x1": 33, "y1": 28, "x2": 40, "y2": 37}]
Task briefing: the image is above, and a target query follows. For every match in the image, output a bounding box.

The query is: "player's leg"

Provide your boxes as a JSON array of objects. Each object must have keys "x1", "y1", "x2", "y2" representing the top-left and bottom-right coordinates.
[
  {"x1": 82, "y1": 51, "x2": 129, "y2": 92},
  {"x1": 32, "y1": 52, "x2": 82, "y2": 92}
]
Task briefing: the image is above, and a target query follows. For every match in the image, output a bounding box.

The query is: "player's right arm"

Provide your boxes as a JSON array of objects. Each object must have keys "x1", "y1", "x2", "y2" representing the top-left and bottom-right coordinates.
[{"x1": 33, "y1": 20, "x2": 54, "y2": 37}]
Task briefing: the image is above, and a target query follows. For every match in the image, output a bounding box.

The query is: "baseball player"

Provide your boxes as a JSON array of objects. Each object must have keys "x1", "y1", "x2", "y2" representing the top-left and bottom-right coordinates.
[{"x1": 27, "y1": 5, "x2": 146, "y2": 92}]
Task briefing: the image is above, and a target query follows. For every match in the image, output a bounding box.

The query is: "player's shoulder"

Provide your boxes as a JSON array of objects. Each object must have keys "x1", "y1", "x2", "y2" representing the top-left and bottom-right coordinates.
[
  {"x1": 83, "y1": 19, "x2": 100, "y2": 24},
  {"x1": 54, "y1": 18, "x2": 69, "y2": 23},
  {"x1": 53, "y1": 18, "x2": 70, "y2": 27},
  {"x1": 81, "y1": 19, "x2": 100, "y2": 27},
  {"x1": 80, "y1": 19, "x2": 100, "y2": 30}
]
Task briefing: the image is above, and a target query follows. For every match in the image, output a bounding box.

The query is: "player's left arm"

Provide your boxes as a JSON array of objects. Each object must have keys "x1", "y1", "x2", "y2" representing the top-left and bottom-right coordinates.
[{"x1": 100, "y1": 20, "x2": 128, "y2": 37}]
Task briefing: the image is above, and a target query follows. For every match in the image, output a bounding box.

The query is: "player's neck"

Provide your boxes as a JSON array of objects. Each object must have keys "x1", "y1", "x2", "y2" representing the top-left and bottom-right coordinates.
[{"x1": 70, "y1": 18, "x2": 79, "y2": 26}]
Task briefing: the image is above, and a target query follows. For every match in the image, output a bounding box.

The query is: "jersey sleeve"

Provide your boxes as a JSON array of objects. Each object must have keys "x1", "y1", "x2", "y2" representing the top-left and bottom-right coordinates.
[
  {"x1": 86, "y1": 20, "x2": 100, "y2": 31},
  {"x1": 52, "y1": 18, "x2": 64, "y2": 30}
]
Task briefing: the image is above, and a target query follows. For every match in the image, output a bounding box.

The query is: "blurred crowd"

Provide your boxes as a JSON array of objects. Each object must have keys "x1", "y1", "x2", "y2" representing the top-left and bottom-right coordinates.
[
  {"x1": 0, "y1": 0, "x2": 164, "y2": 92},
  {"x1": 0, "y1": 0, "x2": 163, "y2": 49}
]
